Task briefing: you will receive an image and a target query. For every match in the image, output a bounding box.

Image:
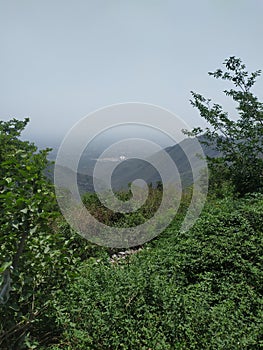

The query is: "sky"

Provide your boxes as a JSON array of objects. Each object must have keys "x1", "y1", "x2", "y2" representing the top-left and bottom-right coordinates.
[{"x1": 1, "y1": 0, "x2": 263, "y2": 148}]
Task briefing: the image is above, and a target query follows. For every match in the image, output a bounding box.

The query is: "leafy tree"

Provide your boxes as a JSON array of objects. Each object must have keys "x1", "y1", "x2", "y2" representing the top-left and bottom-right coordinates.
[
  {"x1": 186, "y1": 56, "x2": 263, "y2": 196},
  {"x1": 0, "y1": 119, "x2": 89, "y2": 348},
  {"x1": 0, "y1": 118, "x2": 106, "y2": 349},
  {"x1": 0, "y1": 118, "x2": 59, "y2": 347}
]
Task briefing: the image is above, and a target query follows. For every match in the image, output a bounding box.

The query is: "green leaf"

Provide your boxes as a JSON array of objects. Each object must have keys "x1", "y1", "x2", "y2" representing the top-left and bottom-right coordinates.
[
  {"x1": 0, "y1": 261, "x2": 12, "y2": 274},
  {"x1": 30, "y1": 226, "x2": 37, "y2": 234}
]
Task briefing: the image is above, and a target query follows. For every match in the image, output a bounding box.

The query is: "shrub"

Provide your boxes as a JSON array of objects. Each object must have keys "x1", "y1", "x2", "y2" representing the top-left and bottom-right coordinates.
[{"x1": 50, "y1": 195, "x2": 263, "y2": 349}]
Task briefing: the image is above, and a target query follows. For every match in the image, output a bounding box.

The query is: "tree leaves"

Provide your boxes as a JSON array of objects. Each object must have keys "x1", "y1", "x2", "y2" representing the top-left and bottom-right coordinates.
[{"x1": 188, "y1": 56, "x2": 263, "y2": 196}]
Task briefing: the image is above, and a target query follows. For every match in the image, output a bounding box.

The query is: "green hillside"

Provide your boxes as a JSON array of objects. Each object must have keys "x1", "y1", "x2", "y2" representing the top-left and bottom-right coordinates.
[
  {"x1": 1, "y1": 57, "x2": 263, "y2": 349},
  {"x1": 46, "y1": 195, "x2": 263, "y2": 350}
]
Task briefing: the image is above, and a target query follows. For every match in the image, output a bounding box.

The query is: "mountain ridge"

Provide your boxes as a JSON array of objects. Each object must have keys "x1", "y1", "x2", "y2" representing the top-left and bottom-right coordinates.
[{"x1": 45, "y1": 137, "x2": 219, "y2": 194}]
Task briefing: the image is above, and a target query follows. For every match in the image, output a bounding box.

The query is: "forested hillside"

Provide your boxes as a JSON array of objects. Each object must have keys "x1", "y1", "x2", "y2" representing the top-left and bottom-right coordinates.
[{"x1": 0, "y1": 57, "x2": 263, "y2": 349}]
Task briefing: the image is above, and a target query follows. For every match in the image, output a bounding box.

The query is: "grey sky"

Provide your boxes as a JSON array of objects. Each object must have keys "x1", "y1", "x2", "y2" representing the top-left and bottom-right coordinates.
[{"x1": 1, "y1": 0, "x2": 263, "y2": 147}]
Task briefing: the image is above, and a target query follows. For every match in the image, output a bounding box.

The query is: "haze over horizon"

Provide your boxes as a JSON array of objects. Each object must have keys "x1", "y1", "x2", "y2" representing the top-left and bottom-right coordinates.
[{"x1": 1, "y1": 0, "x2": 263, "y2": 149}]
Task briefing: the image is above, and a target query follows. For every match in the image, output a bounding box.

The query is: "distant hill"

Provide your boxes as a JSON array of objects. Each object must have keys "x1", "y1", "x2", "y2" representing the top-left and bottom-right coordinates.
[
  {"x1": 44, "y1": 163, "x2": 95, "y2": 195},
  {"x1": 110, "y1": 136, "x2": 218, "y2": 190},
  {"x1": 45, "y1": 137, "x2": 219, "y2": 194}
]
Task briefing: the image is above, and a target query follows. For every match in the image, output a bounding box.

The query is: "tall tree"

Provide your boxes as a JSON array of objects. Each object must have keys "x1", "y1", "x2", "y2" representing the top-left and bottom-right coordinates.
[
  {"x1": 0, "y1": 119, "x2": 63, "y2": 347},
  {"x1": 186, "y1": 56, "x2": 263, "y2": 196}
]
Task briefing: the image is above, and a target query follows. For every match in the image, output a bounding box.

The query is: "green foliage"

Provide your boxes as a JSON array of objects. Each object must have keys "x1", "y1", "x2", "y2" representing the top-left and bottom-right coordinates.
[
  {"x1": 2, "y1": 61, "x2": 263, "y2": 350},
  {"x1": 0, "y1": 118, "x2": 58, "y2": 347},
  {"x1": 0, "y1": 119, "x2": 103, "y2": 349},
  {"x1": 82, "y1": 185, "x2": 163, "y2": 227},
  {"x1": 50, "y1": 195, "x2": 263, "y2": 349},
  {"x1": 186, "y1": 56, "x2": 263, "y2": 197}
]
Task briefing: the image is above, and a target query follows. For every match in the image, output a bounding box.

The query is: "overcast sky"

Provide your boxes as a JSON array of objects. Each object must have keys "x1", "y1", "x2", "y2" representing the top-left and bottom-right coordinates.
[{"x1": 1, "y1": 0, "x2": 263, "y2": 147}]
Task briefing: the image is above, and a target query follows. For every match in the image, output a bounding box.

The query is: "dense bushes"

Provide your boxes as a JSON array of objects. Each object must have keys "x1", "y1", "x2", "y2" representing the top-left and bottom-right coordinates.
[
  {"x1": 0, "y1": 119, "x2": 104, "y2": 349},
  {"x1": 82, "y1": 185, "x2": 163, "y2": 227},
  {"x1": 49, "y1": 195, "x2": 263, "y2": 349}
]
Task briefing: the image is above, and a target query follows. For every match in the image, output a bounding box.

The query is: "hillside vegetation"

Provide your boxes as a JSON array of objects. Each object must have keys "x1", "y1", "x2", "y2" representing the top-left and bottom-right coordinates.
[{"x1": 0, "y1": 57, "x2": 263, "y2": 349}]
